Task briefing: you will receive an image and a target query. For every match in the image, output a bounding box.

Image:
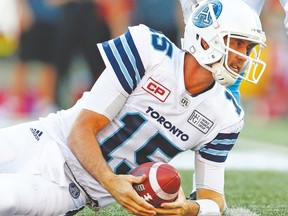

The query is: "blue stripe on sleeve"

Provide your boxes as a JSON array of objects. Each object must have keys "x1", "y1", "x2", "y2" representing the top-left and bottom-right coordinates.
[
  {"x1": 213, "y1": 133, "x2": 239, "y2": 140},
  {"x1": 120, "y1": 36, "x2": 141, "y2": 84},
  {"x1": 124, "y1": 30, "x2": 145, "y2": 78},
  {"x1": 199, "y1": 133, "x2": 239, "y2": 163},
  {"x1": 109, "y1": 41, "x2": 134, "y2": 89},
  {"x1": 102, "y1": 41, "x2": 132, "y2": 94},
  {"x1": 113, "y1": 37, "x2": 138, "y2": 90},
  {"x1": 101, "y1": 29, "x2": 145, "y2": 95}
]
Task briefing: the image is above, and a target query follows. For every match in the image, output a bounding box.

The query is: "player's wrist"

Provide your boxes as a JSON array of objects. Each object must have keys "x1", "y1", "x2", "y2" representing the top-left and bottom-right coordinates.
[
  {"x1": 97, "y1": 169, "x2": 117, "y2": 189},
  {"x1": 184, "y1": 199, "x2": 201, "y2": 216}
]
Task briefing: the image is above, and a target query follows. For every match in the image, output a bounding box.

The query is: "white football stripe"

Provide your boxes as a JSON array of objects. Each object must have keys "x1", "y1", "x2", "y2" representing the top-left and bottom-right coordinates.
[{"x1": 149, "y1": 162, "x2": 178, "y2": 201}]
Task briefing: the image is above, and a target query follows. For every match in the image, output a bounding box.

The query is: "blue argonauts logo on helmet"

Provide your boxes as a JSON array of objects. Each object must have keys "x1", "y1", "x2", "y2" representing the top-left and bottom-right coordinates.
[{"x1": 192, "y1": 0, "x2": 223, "y2": 28}]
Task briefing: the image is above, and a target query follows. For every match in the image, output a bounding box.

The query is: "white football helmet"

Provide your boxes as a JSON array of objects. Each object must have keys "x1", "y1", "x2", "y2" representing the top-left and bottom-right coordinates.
[{"x1": 181, "y1": 0, "x2": 267, "y2": 86}]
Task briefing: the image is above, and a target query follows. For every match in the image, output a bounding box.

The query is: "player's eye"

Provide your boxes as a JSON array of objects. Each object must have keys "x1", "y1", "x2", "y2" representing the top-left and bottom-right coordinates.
[{"x1": 246, "y1": 42, "x2": 257, "y2": 56}]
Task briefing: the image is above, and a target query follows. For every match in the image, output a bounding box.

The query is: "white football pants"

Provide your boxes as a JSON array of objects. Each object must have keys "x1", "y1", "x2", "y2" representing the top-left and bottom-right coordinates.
[{"x1": 0, "y1": 121, "x2": 88, "y2": 215}]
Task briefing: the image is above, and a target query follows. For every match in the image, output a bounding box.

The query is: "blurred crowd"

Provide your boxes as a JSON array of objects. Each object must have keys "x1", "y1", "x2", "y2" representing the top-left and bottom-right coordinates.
[
  {"x1": 241, "y1": 0, "x2": 288, "y2": 119},
  {"x1": 0, "y1": 0, "x2": 287, "y2": 120}
]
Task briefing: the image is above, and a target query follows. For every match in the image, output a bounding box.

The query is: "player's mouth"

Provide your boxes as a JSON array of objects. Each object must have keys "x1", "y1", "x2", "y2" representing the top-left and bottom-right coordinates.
[{"x1": 229, "y1": 64, "x2": 241, "y2": 74}]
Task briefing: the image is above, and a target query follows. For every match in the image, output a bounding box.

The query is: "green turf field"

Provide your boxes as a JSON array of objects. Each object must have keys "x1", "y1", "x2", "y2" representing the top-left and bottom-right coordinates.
[
  {"x1": 75, "y1": 170, "x2": 288, "y2": 216},
  {"x1": 240, "y1": 116, "x2": 288, "y2": 147}
]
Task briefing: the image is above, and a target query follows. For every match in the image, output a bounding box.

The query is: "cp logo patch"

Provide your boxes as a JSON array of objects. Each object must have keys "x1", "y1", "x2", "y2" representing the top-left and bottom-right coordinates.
[{"x1": 142, "y1": 77, "x2": 171, "y2": 102}]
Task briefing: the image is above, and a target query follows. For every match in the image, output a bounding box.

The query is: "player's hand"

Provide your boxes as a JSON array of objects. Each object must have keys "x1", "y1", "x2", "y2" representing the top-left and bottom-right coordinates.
[
  {"x1": 106, "y1": 174, "x2": 156, "y2": 216},
  {"x1": 155, "y1": 188, "x2": 199, "y2": 216}
]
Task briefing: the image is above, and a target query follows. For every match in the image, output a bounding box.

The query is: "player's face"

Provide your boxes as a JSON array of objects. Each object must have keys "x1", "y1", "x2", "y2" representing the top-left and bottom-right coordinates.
[{"x1": 225, "y1": 37, "x2": 256, "y2": 74}]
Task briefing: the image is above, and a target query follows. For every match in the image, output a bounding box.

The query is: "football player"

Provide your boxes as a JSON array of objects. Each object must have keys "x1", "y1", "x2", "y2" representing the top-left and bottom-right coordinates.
[
  {"x1": 180, "y1": 0, "x2": 288, "y2": 209},
  {"x1": 0, "y1": 0, "x2": 266, "y2": 215},
  {"x1": 180, "y1": 0, "x2": 288, "y2": 103}
]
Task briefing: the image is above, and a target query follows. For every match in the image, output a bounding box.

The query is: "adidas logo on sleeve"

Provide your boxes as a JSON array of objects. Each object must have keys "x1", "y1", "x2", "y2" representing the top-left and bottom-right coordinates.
[{"x1": 30, "y1": 128, "x2": 43, "y2": 141}]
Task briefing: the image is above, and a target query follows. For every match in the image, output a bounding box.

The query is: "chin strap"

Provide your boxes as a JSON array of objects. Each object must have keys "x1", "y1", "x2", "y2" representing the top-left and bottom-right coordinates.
[{"x1": 211, "y1": 62, "x2": 238, "y2": 86}]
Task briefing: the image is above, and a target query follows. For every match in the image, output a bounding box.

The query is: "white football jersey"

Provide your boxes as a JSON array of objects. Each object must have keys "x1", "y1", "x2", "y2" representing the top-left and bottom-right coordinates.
[{"x1": 40, "y1": 24, "x2": 244, "y2": 207}]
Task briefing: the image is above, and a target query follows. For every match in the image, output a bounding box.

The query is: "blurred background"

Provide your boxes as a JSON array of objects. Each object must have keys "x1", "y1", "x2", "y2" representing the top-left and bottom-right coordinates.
[{"x1": 0, "y1": 0, "x2": 287, "y2": 165}]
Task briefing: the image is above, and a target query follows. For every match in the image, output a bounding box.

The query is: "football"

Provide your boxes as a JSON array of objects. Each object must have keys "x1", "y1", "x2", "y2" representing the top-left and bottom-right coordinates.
[{"x1": 131, "y1": 162, "x2": 181, "y2": 207}]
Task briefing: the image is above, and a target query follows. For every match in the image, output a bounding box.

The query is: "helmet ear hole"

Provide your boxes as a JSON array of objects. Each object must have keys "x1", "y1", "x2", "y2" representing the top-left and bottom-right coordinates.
[{"x1": 201, "y1": 39, "x2": 210, "y2": 50}]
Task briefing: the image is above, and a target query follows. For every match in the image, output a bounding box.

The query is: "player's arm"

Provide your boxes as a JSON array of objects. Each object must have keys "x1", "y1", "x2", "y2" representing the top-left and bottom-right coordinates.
[
  {"x1": 191, "y1": 155, "x2": 226, "y2": 215},
  {"x1": 156, "y1": 131, "x2": 240, "y2": 215},
  {"x1": 67, "y1": 109, "x2": 112, "y2": 185},
  {"x1": 68, "y1": 109, "x2": 155, "y2": 216},
  {"x1": 67, "y1": 70, "x2": 156, "y2": 215},
  {"x1": 68, "y1": 25, "x2": 159, "y2": 215}
]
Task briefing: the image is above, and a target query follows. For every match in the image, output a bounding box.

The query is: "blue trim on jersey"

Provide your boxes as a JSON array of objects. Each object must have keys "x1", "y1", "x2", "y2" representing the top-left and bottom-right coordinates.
[
  {"x1": 199, "y1": 133, "x2": 239, "y2": 163},
  {"x1": 211, "y1": 139, "x2": 236, "y2": 146},
  {"x1": 119, "y1": 36, "x2": 141, "y2": 84},
  {"x1": 200, "y1": 148, "x2": 230, "y2": 157},
  {"x1": 124, "y1": 30, "x2": 145, "y2": 78},
  {"x1": 226, "y1": 72, "x2": 244, "y2": 103},
  {"x1": 102, "y1": 41, "x2": 132, "y2": 94},
  {"x1": 114, "y1": 159, "x2": 133, "y2": 174},
  {"x1": 101, "y1": 29, "x2": 145, "y2": 94},
  {"x1": 114, "y1": 37, "x2": 138, "y2": 89}
]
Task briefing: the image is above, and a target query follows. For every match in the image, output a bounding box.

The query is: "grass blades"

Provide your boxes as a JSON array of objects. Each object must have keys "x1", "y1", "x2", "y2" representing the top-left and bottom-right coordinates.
[{"x1": 75, "y1": 170, "x2": 288, "y2": 216}]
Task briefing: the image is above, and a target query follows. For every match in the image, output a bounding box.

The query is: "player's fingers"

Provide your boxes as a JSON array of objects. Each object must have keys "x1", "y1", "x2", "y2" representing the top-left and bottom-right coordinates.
[
  {"x1": 125, "y1": 201, "x2": 156, "y2": 216},
  {"x1": 130, "y1": 173, "x2": 147, "y2": 184},
  {"x1": 160, "y1": 202, "x2": 179, "y2": 209},
  {"x1": 156, "y1": 208, "x2": 185, "y2": 216},
  {"x1": 123, "y1": 190, "x2": 156, "y2": 215},
  {"x1": 118, "y1": 174, "x2": 155, "y2": 215},
  {"x1": 125, "y1": 204, "x2": 155, "y2": 216},
  {"x1": 155, "y1": 207, "x2": 179, "y2": 216},
  {"x1": 157, "y1": 202, "x2": 187, "y2": 215},
  {"x1": 133, "y1": 191, "x2": 155, "y2": 211}
]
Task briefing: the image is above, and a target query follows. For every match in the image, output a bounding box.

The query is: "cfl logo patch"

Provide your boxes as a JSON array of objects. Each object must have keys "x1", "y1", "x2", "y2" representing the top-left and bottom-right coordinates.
[
  {"x1": 180, "y1": 96, "x2": 190, "y2": 108},
  {"x1": 142, "y1": 77, "x2": 171, "y2": 102}
]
